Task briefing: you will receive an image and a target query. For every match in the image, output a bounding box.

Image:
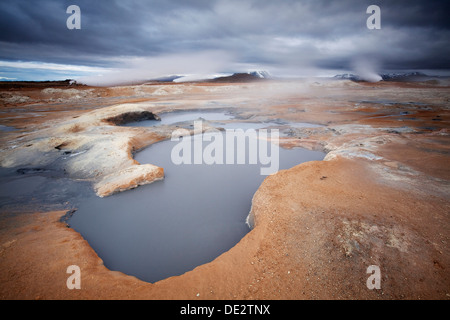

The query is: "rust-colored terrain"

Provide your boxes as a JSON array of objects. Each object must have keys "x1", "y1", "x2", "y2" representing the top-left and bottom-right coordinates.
[{"x1": 0, "y1": 79, "x2": 448, "y2": 299}]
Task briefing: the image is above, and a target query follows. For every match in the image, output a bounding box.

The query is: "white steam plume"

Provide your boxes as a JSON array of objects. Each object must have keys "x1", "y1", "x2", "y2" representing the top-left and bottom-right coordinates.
[
  {"x1": 352, "y1": 58, "x2": 382, "y2": 82},
  {"x1": 77, "y1": 50, "x2": 234, "y2": 86}
]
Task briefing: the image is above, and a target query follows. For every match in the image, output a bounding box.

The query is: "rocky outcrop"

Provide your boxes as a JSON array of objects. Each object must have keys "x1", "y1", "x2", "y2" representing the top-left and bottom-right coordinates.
[
  {"x1": 94, "y1": 164, "x2": 164, "y2": 197},
  {"x1": 105, "y1": 111, "x2": 161, "y2": 125},
  {"x1": 0, "y1": 102, "x2": 167, "y2": 197}
]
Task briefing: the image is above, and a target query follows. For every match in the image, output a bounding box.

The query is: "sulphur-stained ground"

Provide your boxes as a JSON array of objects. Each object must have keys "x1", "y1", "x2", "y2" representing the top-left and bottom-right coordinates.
[{"x1": 0, "y1": 79, "x2": 449, "y2": 299}]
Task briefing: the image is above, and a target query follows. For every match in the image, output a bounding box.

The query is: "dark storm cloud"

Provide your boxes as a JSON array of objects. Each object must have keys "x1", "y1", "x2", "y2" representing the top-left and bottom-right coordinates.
[{"x1": 0, "y1": 0, "x2": 449, "y2": 77}]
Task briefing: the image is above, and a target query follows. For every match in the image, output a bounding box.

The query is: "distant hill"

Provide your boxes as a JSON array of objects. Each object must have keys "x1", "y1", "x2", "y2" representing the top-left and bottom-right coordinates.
[
  {"x1": 0, "y1": 79, "x2": 83, "y2": 89},
  {"x1": 207, "y1": 71, "x2": 271, "y2": 83},
  {"x1": 333, "y1": 73, "x2": 360, "y2": 81},
  {"x1": 333, "y1": 72, "x2": 433, "y2": 82},
  {"x1": 150, "y1": 75, "x2": 184, "y2": 82},
  {"x1": 380, "y1": 72, "x2": 428, "y2": 81}
]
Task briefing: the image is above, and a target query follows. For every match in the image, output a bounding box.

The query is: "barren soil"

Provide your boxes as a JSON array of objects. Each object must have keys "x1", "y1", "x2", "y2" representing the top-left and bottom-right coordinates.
[{"x1": 0, "y1": 79, "x2": 449, "y2": 299}]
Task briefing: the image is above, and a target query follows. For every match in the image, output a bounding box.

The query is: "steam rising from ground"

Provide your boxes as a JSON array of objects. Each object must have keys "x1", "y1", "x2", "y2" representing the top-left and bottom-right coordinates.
[
  {"x1": 78, "y1": 51, "x2": 234, "y2": 86},
  {"x1": 77, "y1": 50, "x2": 385, "y2": 86},
  {"x1": 352, "y1": 58, "x2": 382, "y2": 82}
]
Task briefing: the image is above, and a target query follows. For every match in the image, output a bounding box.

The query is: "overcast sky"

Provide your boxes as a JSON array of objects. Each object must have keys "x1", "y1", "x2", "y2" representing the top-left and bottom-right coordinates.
[{"x1": 0, "y1": 0, "x2": 449, "y2": 82}]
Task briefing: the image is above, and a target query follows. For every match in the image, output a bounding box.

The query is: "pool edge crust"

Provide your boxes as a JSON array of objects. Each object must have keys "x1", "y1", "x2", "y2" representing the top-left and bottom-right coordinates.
[{"x1": 94, "y1": 164, "x2": 164, "y2": 197}]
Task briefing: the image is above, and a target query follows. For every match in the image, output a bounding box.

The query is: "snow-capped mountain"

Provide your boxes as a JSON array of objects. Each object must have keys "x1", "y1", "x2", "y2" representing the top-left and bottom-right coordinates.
[
  {"x1": 248, "y1": 71, "x2": 271, "y2": 79},
  {"x1": 380, "y1": 72, "x2": 427, "y2": 80},
  {"x1": 148, "y1": 71, "x2": 272, "y2": 83},
  {"x1": 209, "y1": 71, "x2": 271, "y2": 82},
  {"x1": 333, "y1": 72, "x2": 430, "y2": 82},
  {"x1": 333, "y1": 73, "x2": 360, "y2": 80}
]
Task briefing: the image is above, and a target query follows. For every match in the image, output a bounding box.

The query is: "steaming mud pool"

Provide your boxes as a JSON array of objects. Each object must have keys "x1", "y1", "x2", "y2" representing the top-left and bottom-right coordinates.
[
  {"x1": 70, "y1": 128, "x2": 323, "y2": 282},
  {"x1": 0, "y1": 121, "x2": 324, "y2": 283}
]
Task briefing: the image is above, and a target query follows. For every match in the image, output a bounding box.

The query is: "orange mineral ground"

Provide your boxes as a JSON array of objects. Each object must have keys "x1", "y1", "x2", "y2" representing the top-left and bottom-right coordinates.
[{"x1": 0, "y1": 78, "x2": 449, "y2": 299}]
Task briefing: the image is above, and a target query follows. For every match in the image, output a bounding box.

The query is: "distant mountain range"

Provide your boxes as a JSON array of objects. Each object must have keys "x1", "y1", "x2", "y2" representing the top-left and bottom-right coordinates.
[
  {"x1": 5, "y1": 70, "x2": 441, "y2": 86},
  {"x1": 248, "y1": 71, "x2": 271, "y2": 79},
  {"x1": 152, "y1": 75, "x2": 184, "y2": 82},
  {"x1": 380, "y1": 72, "x2": 428, "y2": 80},
  {"x1": 333, "y1": 72, "x2": 432, "y2": 81},
  {"x1": 159, "y1": 71, "x2": 440, "y2": 83},
  {"x1": 207, "y1": 71, "x2": 272, "y2": 83},
  {"x1": 148, "y1": 71, "x2": 272, "y2": 83}
]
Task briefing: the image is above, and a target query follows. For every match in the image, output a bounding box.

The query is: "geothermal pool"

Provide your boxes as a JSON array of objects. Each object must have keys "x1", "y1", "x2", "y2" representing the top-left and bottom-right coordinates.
[
  {"x1": 0, "y1": 110, "x2": 325, "y2": 283},
  {"x1": 68, "y1": 127, "x2": 324, "y2": 283}
]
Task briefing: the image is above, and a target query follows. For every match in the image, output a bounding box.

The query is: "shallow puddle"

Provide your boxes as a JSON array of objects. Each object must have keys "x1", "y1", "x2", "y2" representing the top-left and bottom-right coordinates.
[
  {"x1": 0, "y1": 125, "x2": 17, "y2": 132},
  {"x1": 123, "y1": 110, "x2": 235, "y2": 127}
]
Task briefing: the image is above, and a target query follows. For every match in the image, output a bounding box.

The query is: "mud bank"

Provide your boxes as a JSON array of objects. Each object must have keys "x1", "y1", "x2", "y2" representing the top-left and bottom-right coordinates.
[{"x1": 0, "y1": 79, "x2": 449, "y2": 299}]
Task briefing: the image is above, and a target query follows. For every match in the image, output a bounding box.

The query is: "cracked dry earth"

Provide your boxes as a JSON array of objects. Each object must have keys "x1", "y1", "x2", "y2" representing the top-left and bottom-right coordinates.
[{"x1": 0, "y1": 79, "x2": 449, "y2": 299}]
